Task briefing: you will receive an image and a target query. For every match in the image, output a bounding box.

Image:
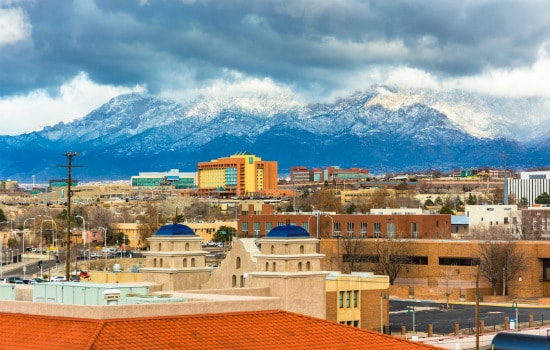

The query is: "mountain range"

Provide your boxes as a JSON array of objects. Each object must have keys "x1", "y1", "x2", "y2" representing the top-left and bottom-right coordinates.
[{"x1": 1, "y1": 85, "x2": 549, "y2": 182}]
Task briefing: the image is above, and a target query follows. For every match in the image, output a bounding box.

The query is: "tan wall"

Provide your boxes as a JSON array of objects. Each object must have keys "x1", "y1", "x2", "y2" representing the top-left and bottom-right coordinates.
[{"x1": 322, "y1": 239, "x2": 550, "y2": 300}]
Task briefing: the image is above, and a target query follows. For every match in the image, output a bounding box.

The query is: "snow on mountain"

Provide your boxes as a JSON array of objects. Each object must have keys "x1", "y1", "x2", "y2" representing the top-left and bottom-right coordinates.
[{"x1": 0, "y1": 85, "x2": 548, "y2": 181}]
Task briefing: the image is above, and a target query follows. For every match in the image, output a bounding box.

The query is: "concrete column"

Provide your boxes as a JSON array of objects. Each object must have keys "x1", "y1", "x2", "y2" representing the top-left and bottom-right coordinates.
[
  {"x1": 480, "y1": 320, "x2": 485, "y2": 335},
  {"x1": 529, "y1": 313, "x2": 534, "y2": 328},
  {"x1": 504, "y1": 316, "x2": 510, "y2": 330},
  {"x1": 428, "y1": 324, "x2": 433, "y2": 337},
  {"x1": 454, "y1": 322, "x2": 459, "y2": 336},
  {"x1": 401, "y1": 325, "x2": 406, "y2": 335}
]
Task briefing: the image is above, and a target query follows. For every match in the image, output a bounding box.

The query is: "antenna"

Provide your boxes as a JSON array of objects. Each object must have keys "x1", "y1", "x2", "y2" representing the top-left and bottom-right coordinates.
[{"x1": 57, "y1": 152, "x2": 82, "y2": 281}]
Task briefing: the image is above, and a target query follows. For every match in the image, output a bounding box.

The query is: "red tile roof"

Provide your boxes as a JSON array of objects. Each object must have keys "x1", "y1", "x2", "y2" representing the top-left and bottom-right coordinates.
[{"x1": 0, "y1": 310, "x2": 443, "y2": 350}]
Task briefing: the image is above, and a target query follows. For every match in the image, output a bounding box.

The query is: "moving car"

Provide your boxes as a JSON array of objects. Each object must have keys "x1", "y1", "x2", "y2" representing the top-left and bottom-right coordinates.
[{"x1": 50, "y1": 275, "x2": 66, "y2": 282}]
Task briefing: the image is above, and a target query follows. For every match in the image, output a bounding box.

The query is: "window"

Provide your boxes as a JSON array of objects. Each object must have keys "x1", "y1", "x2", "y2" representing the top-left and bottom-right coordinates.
[
  {"x1": 183, "y1": 258, "x2": 187, "y2": 267},
  {"x1": 353, "y1": 290, "x2": 358, "y2": 307},
  {"x1": 298, "y1": 262, "x2": 302, "y2": 271},
  {"x1": 346, "y1": 291, "x2": 351, "y2": 308},
  {"x1": 439, "y1": 257, "x2": 479, "y2": 266},
  {"x1": 374, "y1": 223, "x2": 381, "y2": 238},
  {"x1": 242, "y1": 222, "x2": 248, "y2": 234},
  {"x1": 339, "y1": 291, "x2": 344, "y2": 308},
  {"x1": 185, "y1": 243, "x2": 189, "y2": 251},
  {"x1": 360, "y1": 222, "x2": 367, "y2": 238},
  {"x1": 254, "y1": 222, "x2": 260, "y2": 238},
  {"x1": 232, "y1": 275, "x2": 237, "y2": 287},
  {"x1": 302, "y1": 222, "x2": 309, "y2": 231},
  {"x1": 191, "y1": 258, "x2": 195, "y2": 267},
  {"x1": 242, "y1": 210, "x2": 249, "y2": 216},
  {"x1": 387, "y1": 222, "x2": 395, "y2": 238},
  {"x1": 411, "y1": 222, "x2": 419, "y2": 239},
  {"x1": 265, "y1": 222, "x2": 272, "y2": 232},
  {"x1": 306, "y1": 261, "x2": 311, "y2": 271},
  {"x1": 300, "y1": 245, "x2": 304, "y2": 254},
  {"x1": 347, "y1": 222, "x2": 354, "y2": 237},
  {"x1": 236, "y1": 257, "x2": 241, "y2": 269},
  {"x1": 334, "y1": 222, "x2": 341, "y2": 235}
]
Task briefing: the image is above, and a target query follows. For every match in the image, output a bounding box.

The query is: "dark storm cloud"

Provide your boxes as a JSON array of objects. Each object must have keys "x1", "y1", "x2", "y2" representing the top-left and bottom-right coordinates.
[{"x1": 0, "y1": 0, "x2": 548, "y2": 98}]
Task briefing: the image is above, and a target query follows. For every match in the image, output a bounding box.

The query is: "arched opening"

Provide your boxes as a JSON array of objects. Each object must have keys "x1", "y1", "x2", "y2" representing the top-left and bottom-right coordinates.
[
  {"x1": 272, "y1": 262, "x2": 276, "y2": 272},
  {"x1": 306, "y1": 261, "x2": 311, "y2": 271},
  {"x1": 183, "y1": 258, "x2": 187, "y2": 268},
  {"x1": 236, "y1": 257, "x2": 241, "y2": 269},
  {"x1": 265, "y1": 262, "x2": 269, "y2": 271},
  {"x1": 160, "y1": 258, "x2": 163, "y2": 268},
  {"x1": 191, "y1": 257, "x2": 196, "y2": 267},
  {"x1": 240, "y1": 275, "x2": 245, "y2": 287},
  {"x1": 153, "y1": 258, "x2": 157, "y2": 268},
  {"x1": 298, "y1": 262, "x2": 302, "y2": 271},
  {"x1": 300, "y1": 245, "x2": 304, "y2": 254},
  {"x1": 185, "y1": 242, "x2": 189, "y2": 251},
  {"x1": 232, "y1": 275, "x2": 237, "y2": 287},
  {"x1": 158, "y1": 243, "x2": 162, "y2": 251},
  {"x1": 271, "y1": 245, "x2": 275, "y2": 254}
]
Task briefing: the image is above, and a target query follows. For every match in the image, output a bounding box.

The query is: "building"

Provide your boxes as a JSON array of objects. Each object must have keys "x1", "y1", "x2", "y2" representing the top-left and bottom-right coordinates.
[
  {"x1": 0, "y1": 309, "x2": 442, "y2": 350},
  {"x1": 508, "y1": 171, "x2": 550, "y2": 206},
  {"x1": 465, "y1": 204, "x2": 520, "y2": 237},
  {"x1": 131, "y1": 169, "x2": 197, "y2": 190},
  {"x1": 237, "y1": 204, "x2": 452, "y2": 240},
  {"x1": 198, "y1": 151, "x2": 278, "y2": 197},
  {"x1": 326, "y1": 272, "x2": 390, "y2": 332},
  {"x1": 320, "y1": 239, "x2": 550, "y2": 300},
  {"x1": 289, "y1": 165, "x2": 369, "y2": 184},
  {"x1": 140, "y1": 223, "x2": 214, "y2": 291}
]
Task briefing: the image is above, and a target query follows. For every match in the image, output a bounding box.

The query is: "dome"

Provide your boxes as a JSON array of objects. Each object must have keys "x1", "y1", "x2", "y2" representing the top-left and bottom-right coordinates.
[
  {"x1": 155, "y1": 223, "x2": 196, "y2": 236},
  {"x1": 266, "y1": 224, "x2": 310, "y2": 238}
]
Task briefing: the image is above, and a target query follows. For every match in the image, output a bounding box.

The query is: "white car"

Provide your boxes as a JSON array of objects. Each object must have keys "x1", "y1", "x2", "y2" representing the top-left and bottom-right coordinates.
[{"x1": 50, "y1": 275, "x2": 66, "y2": 282}]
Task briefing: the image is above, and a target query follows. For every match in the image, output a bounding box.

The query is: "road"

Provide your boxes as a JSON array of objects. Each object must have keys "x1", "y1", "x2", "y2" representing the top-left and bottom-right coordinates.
[{"x1": 389, "y1": 299, "x2": 550, "y2": 336}]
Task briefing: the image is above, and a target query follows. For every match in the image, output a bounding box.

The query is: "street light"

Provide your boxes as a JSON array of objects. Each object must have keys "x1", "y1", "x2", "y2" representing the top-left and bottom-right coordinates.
[
  {"x1": 22, "y1": 218, "x2": 37, "y2": 261},
  {"x1": 40, "y1": 219, "x2": 56, "y2": 256},
  {"x1": 75, "y1": 215, "x2": 88, "y2": 266},
  {"x1": 98, "y1": 227, "x2": 107, "y2": 270}
]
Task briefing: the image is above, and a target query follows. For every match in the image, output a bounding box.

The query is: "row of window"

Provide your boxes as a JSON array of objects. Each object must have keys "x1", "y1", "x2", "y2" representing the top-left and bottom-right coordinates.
[
  {"x1": 241, "y1": 221, "x2": 420, "y2": 238},
  {"x1": 152, "y1": 257, "x2": 196, "y2": 268},
  {"x1": 338, "y1": 290, "x2": 359, "y2": 308},
  {"x1": 342, "y1": 255, "x2": 479, "y2": 267}
]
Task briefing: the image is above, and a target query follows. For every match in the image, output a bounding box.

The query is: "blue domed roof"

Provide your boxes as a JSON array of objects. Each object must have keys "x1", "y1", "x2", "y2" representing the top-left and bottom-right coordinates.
[
  {"x1": 266, "y1": 224, "x2": 310, "y2": 238},
  {"x1": 155, "y1": 223, "x2": 196, "y2": 236}
]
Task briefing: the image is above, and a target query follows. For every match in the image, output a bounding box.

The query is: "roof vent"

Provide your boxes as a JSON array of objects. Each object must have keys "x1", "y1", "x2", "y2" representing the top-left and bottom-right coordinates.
[{"x1": 103, "y1": 289, "x2": 121, "y2": 305}]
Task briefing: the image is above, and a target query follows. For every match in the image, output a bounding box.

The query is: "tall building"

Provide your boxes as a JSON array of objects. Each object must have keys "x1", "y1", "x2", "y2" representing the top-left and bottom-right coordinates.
[
  {"x1": 508, "y1": 171, "x2": 550, "y2": 206},
  {"x1": 198, "y1": 152, "x2": 277, "y2": 197}
]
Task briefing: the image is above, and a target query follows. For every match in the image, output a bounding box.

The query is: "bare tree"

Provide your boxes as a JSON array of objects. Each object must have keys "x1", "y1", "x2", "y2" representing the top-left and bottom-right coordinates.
[
  {"x1": 370, "y1": 238, "x2": 412, "y2": 285},
  {"x1": 478, "y1": 240, "x2": 525, "y2": 296},
  {"x1": 438, "y1": 266, "x2": 460, "y2": 309},
  {"x1": 341, "y1": 236, "x2": 364, "y2": 274}
]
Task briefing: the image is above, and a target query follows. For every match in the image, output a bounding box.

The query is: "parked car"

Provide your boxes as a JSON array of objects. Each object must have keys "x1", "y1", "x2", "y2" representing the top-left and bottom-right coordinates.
[
  {"x1": 50, "y1": 275, "x2": 66, "y2": 282},
  {"x1": 90, "y1": 252, "x2": 102, "y2": 258},
  {"x1": 70, "y1": 275, "x2": 80, "y2": 282},
  {"x1": 7, "y1": 276, "x2": 23, "y2": 284},
  {"x1": 29, "y1": 278, "x2": 46, "y2": 284}
]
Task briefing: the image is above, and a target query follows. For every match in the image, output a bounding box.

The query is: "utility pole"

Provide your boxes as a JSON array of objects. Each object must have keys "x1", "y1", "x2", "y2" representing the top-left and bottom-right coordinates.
[
  {"x1": 503, "y1": 153, "x2": 508, "y2": 205},
  {"x1": 476, "y1": 267, "x2": 480, "y2": 350},
  {"x1": 58, "y1": 152, "x2": 81, "y2": 280}
]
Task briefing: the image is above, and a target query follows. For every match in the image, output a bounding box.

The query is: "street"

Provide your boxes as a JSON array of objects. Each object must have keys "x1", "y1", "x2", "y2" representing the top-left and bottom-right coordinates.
[{"x1": 389, "y1": 299, "x2": 550, "y2": 336}]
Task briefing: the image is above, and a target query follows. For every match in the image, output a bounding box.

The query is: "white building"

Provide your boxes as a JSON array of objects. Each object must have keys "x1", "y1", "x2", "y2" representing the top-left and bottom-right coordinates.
[
  {"x1": 508, "y1": 171, "x2": 550, "y2": 206},
  {"x1": 465, "y1": 204, "x2": 520, "y2": 237}
]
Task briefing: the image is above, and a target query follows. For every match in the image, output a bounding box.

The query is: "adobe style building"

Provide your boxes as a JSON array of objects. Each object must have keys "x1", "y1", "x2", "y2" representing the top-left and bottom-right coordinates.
[
  {"x1": 320, "y1": 239, "x2": 550, "y2": 300},
  {"x1": 140, "y1": 224, "x2": 214, "y2": 291},
  {"x1": 237, "y1": 204, "x2": 451, "y2": 239},
  {"x1": 197, "y1": 151, "x2": 278, "y2": 197}
]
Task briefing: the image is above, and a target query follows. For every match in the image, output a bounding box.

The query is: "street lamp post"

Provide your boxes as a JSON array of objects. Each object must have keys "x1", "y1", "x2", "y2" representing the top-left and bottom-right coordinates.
[
  {"x1": 98, "y1": 227, "x2": 107, "y2": 270},
  {"x1": 22, "y1": 218, "x2": 37, "y2": 262},
  {"x1": 40, "y1": 219, "x2": 55, "y2": 257}
]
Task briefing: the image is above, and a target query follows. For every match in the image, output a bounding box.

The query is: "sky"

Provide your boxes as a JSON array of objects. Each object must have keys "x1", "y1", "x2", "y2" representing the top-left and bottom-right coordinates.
[{"x1": 0, "y1": 0, "x2": 549, "y2": 136}]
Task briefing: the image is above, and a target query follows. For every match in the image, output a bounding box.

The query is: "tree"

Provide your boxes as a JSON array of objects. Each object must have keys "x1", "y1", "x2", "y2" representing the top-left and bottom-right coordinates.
[
  {"x1": 345, "y1": 203, "x2": 356, "y2": 214},
  {"x1": 535, "y1": 192, "x2": 550, "y2": 205},
  {"x1": 340, "y1": 236, "x2": 364, "y2": 274},
  {"x1": 439, "y1": 206, "x2": 455, "y2": 215},
  {"x1": 519, "y1": 197, "x2": 529, "y2": 208},
  {"x1": 212, "y1": 225, "x2": 236, "y2": 245},
  {"x1": 370, "y1": 238, "x2": 412, "y2": 285},
  {"x1": 310, "y1": 189, "x2": 343, "y2": 213},
  {"x1": 467, "y1": 194, "x2": 478, "y2": 205},
  {"x1": 0, "y1": 208, "x2": 6, "y2": 222},
  {"x1": 478, "y1": 240, "x2": 525, "y2": 296},
  {"x1": 438, "y1": 266, "x2": 460, "y2": 309}
]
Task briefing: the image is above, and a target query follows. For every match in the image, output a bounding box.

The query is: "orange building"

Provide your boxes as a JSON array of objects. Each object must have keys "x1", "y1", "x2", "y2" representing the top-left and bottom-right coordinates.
[{"x1": 197, "y1": 152, "x2": 278, "y2": 197}]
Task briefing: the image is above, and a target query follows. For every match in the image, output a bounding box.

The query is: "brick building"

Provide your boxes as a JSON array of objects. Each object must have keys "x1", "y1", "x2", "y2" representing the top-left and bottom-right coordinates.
[{"x1": 237, "y1": 204, "x2": 451, "y2": 240}]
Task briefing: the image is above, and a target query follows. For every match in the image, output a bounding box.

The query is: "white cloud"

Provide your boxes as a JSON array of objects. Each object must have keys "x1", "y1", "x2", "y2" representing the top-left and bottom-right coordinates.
[
  {"x1": 0, "y1": 7, "x2": 31, "y2": 47},
  {"x1": 446, "y1": 42, "x2": 550, "y2": 98},
  {"x1": 0, "y1": 72, "x2": 145, "y2": 135}
]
